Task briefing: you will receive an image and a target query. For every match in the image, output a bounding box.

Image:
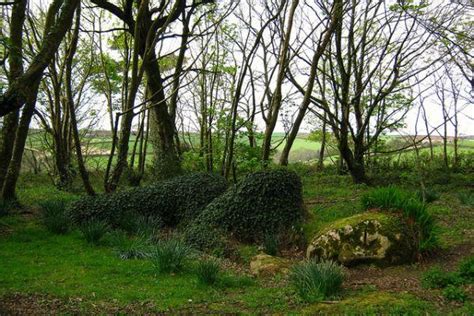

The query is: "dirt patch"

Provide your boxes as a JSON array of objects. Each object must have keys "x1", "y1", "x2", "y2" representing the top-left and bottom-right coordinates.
[
  {"x1": 0, "y1": 293, "x2": 170, "y2": 315},
  {"x1": 345, "y1": 243, "x2": 474, "y2": 308}
]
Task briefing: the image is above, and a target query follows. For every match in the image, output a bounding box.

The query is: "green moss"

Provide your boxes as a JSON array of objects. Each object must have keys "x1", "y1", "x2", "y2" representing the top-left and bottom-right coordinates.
[{"x1": 316, "y1": 212, "x2": 397, "y2": 236}]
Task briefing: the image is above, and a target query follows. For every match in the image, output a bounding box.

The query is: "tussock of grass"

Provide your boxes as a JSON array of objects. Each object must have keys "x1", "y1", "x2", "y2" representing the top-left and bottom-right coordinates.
[
  {"x1": 290, "y1": 260, "x2": 344, "y2": 302},
  {"x1": 39, "y1": 200, "x2": 69, "y2": 235},
  {"x1": 151, "y1": 238, "x2": 192, "y2": 274}
]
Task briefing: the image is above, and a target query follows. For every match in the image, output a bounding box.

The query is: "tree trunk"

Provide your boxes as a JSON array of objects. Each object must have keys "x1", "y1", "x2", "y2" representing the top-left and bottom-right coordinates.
[
  {"x1": 65, "y1": 4, "x2": 95, "y2": 196},
  {"x1": 145, "y1": 55, "x2": 181, "y2": 180},
  {"x1": 318, "y1": 116, "x2": 327, "y2": 170},
  {"x1": 262, "y1": 0, "x2": 299, "y2": 164},
  {"x1": 0, "y1": 0, "x2": 80, "y2": 117},
  {"x1": 1, "y1": 83, "x2": 39, "y2": 200},
  {"x1": 0, "y1": 112, "x2": 19, "y2": 192},
  {"x1": 0, "y1": 0, "x2": 26, "y2": 192}
]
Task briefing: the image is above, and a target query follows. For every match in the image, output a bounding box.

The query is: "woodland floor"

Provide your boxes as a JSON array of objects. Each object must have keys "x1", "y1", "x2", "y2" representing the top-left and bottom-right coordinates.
[{"x1": 0, "y1": 170, "x2": 473, "y2": 315}]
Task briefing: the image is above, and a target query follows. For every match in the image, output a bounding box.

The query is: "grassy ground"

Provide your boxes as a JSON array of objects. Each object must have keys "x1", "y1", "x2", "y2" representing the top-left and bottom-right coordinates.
[{"x1": 0, "y1": 168, "x2": 473, "y2": 314}]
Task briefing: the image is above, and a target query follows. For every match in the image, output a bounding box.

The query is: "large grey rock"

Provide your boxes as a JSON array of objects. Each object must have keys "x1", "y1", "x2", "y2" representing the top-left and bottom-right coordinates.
[{"x1": 306, "y1": 212, "x2": 415, "y2": 266}]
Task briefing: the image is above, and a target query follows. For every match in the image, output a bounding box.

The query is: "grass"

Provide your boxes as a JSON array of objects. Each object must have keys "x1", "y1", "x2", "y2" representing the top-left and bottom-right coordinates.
[
  {"x1": 1, "y1": 166, "x2": 473, "y2": 313},
  {"x1": 151, "y1": 238, "x2": 192, "y2": 274},
  {"x1": 195, "y1": 259, "x2": 220, "y2": 285},
  {"x1": 290, "y1": 260, "x2": 344, "y2": 302}
]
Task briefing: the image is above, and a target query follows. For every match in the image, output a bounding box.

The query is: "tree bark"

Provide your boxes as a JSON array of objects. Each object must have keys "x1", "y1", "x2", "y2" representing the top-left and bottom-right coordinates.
[
  {"x1": 65, "y1": 4, "x2": 95, "y2": 196},
  {"x1": 0, "y1": 0, "x2": 80, "y2": 117}
]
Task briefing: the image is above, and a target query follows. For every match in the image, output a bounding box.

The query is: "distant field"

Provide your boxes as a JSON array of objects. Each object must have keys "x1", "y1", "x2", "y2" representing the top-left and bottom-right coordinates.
[{"x1": 22, "y1": 130, "x2": 473, "y2": 172}]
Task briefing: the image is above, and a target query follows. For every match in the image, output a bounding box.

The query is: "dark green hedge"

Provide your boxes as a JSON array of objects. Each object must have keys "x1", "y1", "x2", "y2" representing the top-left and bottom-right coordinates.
[
  {"x1": 68, "y1": 173, "x2": 227, "y2": 228},
  {"x1": 186, "y1": 169, "x2": 305, "y2": 247}
]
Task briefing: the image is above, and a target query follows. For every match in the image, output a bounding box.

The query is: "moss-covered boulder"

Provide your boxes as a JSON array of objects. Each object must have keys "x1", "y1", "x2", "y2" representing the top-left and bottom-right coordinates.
[
  {"x1": 249, "y1": 254, "x2": 291, "y2": 277},
  {"x1": 306, "y1": 212, "x2": 416, "y2": 266}
]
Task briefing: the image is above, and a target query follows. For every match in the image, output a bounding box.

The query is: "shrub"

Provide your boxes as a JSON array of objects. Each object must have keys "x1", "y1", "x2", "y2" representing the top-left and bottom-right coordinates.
[
  {"x1": 421, "y1": 266, "x2": 461, "y2": 289},
  {"x1": 80, "y1": 220, "x2": 109, "y2": 245},
  {"x1": 290, "y1": 260, "x2": 344, "y2": 302},
  {"x1": 442, "y1": 285, "x2": 467, "y2": 302},
  {"x1": 458, "y1": 256, "x2": 474, "y2": 282},
  {"x1": 188, "y1": 169, "x2": 304, "y2": 244},
  {"x1": 108, "y1": 231, "x2": 152, "y2": 259},
  {"x1": 151, "y1": 238, "x2": 192, "y2": 274},
  {"x1": 0, "y1": 199, "x2": 15, "y2": 217},
  {"x1": 362, "y1": 186, "x2": 438, "y2": 252},
  {"x1": 68, "y1": 173, "x2": 227, "y2": 228},
  {"x1": 39, "y1": 200, "x2": 69, "y2": 234},
  {"x1": 458, "y1": 191, "x2": 474, "y2": 206},
  {"x1": 196, "y1": 259, "x2": 220, "y2": 285}
]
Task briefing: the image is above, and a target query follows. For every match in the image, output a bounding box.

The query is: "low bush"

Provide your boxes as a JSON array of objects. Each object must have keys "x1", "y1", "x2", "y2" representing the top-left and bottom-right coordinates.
[
  {"x1": 68, "y1": 173, "x2": 227, "y2": 229},
  {"x1": 421, "y1": 266, "x2": 461, "y2": 289},
  {"x1": 187, "y1": 169, "x2": 304, "y2": 246},
  {"x1": 362, "y1": 186, "x2": 438, "y2": 252},
  {"x1": 196, "y1": 259, "x2": 220, "y2": 285},
  {"x1": 151, "y1": 238, "x2": 192, "y2": 274},
  {"x1": 39, "y1": 200, "x2": 70, "y2": 235},
  {"x1": 80, "y1": 220, "x2": 109, "y2": 245},
  {"x1": 290, "y1": 260, "x2": 344, "y2": 302},
  {"x1": 442, "y1": 285, "x2": 467, "y2": 302}
]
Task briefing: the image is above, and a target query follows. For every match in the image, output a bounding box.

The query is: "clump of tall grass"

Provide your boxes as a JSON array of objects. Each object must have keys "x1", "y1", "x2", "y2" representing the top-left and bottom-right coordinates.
[
  {"x1": 290, "y1": 260, "x2": 344, "y2": 302},
  {"x1": 151, "y1": 238, "x2": 192, "y2": 274},
  {"x1": 39, "y1": 200, "x2": 69, "y2": 234},
  {"x1": 80, "y1": 220, "x2": 109, "y2": 245},
  {"x1": 108, "y1": 231, "x2": 152, "y2": 259},
  {"x1": 361, "y1": 186, "x2": 438, "y2": 251},
  {"x1": 196, "y1": 259, "x2": 220, "y2": 285}
]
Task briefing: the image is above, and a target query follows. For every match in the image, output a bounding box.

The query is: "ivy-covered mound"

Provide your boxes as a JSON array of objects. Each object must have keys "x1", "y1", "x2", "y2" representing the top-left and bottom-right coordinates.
[
  {"x1": 68, "y1": 173, "x2": 227, "y2": 228},
  {"x1": 185, "y1": 169, "x2": 305, "y2": 252}
]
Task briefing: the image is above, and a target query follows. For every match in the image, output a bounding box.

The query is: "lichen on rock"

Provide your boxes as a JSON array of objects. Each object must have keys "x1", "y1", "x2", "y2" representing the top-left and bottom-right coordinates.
[{"x1": 306, "y1": 212, "x2": 416, "y2": 266}]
